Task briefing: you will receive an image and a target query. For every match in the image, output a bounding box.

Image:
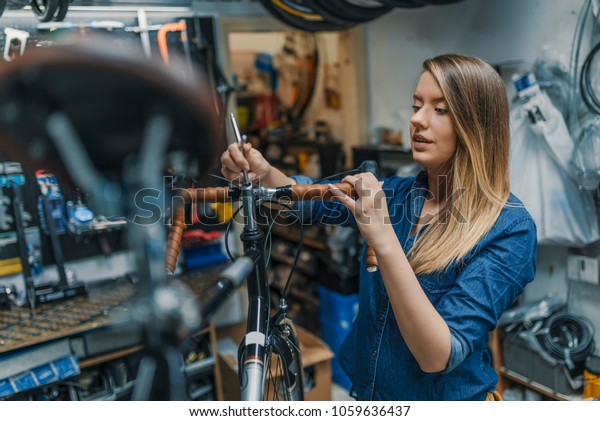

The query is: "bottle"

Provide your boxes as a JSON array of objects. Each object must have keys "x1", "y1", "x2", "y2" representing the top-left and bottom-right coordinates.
[{"x1": 512, "y1": 72, "x2": 546, "y2": 124}]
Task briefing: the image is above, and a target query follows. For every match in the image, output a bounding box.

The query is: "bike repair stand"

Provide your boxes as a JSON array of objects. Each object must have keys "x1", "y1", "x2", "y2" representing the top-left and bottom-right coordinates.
[
  {"x1": 35, "y1": 180, "x2": 87, "y2": 305},
  {"x1": 5, "y1": 162, "x2": 87, "y2": 309}
]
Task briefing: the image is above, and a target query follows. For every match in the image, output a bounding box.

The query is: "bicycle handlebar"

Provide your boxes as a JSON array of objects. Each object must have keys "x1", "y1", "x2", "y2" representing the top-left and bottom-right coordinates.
[{"x1": 164, "y1": 182, "x2": 379, "y2": 273}]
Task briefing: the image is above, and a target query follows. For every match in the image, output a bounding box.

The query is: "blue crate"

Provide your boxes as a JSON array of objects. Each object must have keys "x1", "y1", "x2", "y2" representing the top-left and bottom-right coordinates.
[
  {"x1": 318, "y1": 286, "x2": 358, "y2": 331},
  {"x1": 183, "y1": 242, "x2": 228, "y2": 270},
  {"x1": 320, "y1": 319, "x2": 352, "y2": 391}
]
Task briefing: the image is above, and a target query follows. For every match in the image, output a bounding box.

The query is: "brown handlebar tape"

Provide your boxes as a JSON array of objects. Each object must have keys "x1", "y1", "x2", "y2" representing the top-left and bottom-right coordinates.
[
  {"x1": 165, "y1": 204, "x2": 186, "y2": 273},
  {"x1": 290, "y1": 183, "x2": 356, "y2": 201},
  {"x1": 165, "y1": 182, "x2": 377, "y2": 272}
]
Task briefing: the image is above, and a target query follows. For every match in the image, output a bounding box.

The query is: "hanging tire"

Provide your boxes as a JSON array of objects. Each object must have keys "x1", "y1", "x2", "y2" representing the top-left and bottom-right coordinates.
[
  {"x1": 302, "y1": 0, "x2": 365, "y2": 25},
  {"x1": 30, "y1": 0, "x2": 60, "y2": 22},
  {"x1": 259, "y1": 0, "x2": 354, "y2": 32},
  {"x1": 0, "y1": 0, "x2": 7, "y2": 18},
  {"x1": 413, "y1": 0, "x2": 465, "y2": 4},
  {"x1": 53, "y1": 0, "x2": 69, "y2": 22},
  {"x1": 377, "y1": 0, "x2": 425, "y2": 7},
  {"x1": 320, "y1": 0, "x2": 394, "y2": 21}
]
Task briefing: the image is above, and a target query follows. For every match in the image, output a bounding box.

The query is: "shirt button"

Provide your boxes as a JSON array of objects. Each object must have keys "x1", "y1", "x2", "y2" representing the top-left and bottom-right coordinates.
[
  {"x1": 379, "y1": 314, "x2": 385, "y2": 321},
  {"x1": 372, "y1": 350, "x2": 377, "y2": 356}
]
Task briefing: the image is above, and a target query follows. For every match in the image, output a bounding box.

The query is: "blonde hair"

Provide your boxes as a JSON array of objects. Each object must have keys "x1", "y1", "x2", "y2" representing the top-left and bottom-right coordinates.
[{"x1": 408, "y1": 54, "x2": 511, "y2": 275}]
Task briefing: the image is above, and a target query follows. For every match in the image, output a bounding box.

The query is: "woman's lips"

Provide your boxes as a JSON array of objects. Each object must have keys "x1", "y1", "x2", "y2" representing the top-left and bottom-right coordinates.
[{"x1": 412, "y1": 134, "x2": 432, "y2": 151}]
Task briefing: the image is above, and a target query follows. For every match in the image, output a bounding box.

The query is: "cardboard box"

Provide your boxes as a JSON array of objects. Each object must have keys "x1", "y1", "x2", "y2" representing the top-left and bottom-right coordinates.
[{"x1": 216, "y1": 321, "x2": 334, "y2": 401}]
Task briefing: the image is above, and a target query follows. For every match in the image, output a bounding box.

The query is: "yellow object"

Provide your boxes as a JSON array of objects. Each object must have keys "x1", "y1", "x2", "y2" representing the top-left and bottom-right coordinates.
[
  {"x1": 584, "y1": 356, "x2": 600, "y2": 399},
  {"x1": 0, "y1": 257, "x2": 23, "y2": 276},
  {"x1": 236, "y1": 106, "x2": 250, "y2": 130},
  {"x1": 211, "y1": 202, "x2": 234, "y2": 224}
]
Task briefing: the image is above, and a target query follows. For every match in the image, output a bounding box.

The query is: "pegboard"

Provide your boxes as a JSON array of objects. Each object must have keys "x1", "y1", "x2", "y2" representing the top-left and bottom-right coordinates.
[{"x1": 0, "y1": 7, "x2": 219, "y2": 62}]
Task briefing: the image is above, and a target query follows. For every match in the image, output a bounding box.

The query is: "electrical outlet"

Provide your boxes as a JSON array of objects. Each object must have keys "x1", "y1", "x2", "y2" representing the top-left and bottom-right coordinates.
[
  {"x1": 567, "y1": 255, "x2": 599, "y2": 285},
  {"x1": 567, "y1": 255, "x2": 580, "y2": 281},
  {"x1": 580, "y1": 256, "x2": 599, "y2": 285}
]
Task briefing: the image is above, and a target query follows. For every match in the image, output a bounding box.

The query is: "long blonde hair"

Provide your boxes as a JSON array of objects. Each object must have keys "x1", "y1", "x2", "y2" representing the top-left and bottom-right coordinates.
[{"x1": 408, "y1": 54, "x2": 511, "y2": 275}]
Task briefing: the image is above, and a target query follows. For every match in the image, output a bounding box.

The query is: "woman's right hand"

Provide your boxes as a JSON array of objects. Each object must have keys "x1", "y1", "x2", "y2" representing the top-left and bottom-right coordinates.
[{"x1": 220, "y1": 143, "x2": 271, "y2": 183}]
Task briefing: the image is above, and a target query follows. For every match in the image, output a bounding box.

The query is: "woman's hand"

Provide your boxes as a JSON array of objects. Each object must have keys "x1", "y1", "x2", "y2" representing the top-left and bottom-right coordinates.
[
  {"x1": 220, "y1": 143, "x2": 271, "y2": 183},
  {"x1": 220, "y1": 143, "x2": 295, "y2": 188},
  {"x1": 328, "y1": 173, "x2": 395, "y2": 251}
]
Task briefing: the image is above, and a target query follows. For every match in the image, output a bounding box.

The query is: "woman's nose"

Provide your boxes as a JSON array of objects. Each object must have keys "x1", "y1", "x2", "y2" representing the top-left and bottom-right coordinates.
[{"x1": 410, "y1": 108, "x2": 426, "y2": 129}]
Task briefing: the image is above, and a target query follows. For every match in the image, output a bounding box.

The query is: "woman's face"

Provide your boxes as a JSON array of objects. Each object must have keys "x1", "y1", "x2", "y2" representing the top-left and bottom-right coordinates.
[{"x1": 409, "y1": 71, "x2": 458, "y2": 171}]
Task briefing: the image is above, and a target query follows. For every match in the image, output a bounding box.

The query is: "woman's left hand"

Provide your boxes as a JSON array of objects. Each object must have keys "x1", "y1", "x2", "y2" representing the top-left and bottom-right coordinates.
[{"x1": 328, "y1": 173, "x2": 395, "y2": 251}]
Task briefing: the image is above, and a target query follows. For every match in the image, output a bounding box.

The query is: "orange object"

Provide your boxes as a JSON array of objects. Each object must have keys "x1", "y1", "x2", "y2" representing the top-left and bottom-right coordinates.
[
  {"x1": 584, "y1": 356, "x2": 600, "y2": 399},
  {"x1": 157, "y1": 21, "x2": 187, "y2": 65}
]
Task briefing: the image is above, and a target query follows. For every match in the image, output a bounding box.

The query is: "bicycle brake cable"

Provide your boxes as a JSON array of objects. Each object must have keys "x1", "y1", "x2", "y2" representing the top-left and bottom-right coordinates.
[
  {"x1": 224, "y1": 206, "x2": 243, "y2": 261},
  {"x1": 315, "y1": 168, "x2": 358, "y2": 183},
  {"x1": 275, "y1": 203, "x2": 304, "y2": 299}
]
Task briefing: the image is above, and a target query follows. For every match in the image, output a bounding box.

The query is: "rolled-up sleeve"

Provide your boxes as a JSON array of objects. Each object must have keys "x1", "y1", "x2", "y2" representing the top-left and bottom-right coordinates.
[{"x1": 439, "y1": 215, "x2": 537, "y2": 372}]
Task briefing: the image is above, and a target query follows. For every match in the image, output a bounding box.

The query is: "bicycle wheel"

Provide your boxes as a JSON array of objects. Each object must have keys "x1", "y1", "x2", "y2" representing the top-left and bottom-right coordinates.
[
  {"x1": 377, "y1": 0, "x2": 424, "y2": 7},
  {"x1": 0, "y1": 1, "x2": 7, "y2": 18},
  {"x1": 263, "y1": 319, "x2": 304, "y2": 401},
  {"x1": 53, "y1": 0, "x2": 69, "y2": 22},
  {"x1": 30, "y1": 0, "x2": 59, "y2": 22},
  {"x1": 319, "y1": 0, "x2": 394, "y2": 22},
  {"x1": 259, "y1": 0, "x2": 354, "y2": 32}
]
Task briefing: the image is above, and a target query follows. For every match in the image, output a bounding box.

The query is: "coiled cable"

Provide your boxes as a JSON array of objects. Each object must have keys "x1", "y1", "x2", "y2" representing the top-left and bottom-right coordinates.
[
  {"x1": 538, "y1": 313, "x2": 595, "y2": 369},
  {"x1": 580, "y1": 39, "x2": 600, "y2": 115}
]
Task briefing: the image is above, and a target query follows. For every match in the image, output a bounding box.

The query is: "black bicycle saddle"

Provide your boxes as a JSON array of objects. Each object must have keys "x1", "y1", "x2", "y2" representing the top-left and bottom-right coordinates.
[{"x1": 0, "y1": 35, "x2": 219, "y2": 213}]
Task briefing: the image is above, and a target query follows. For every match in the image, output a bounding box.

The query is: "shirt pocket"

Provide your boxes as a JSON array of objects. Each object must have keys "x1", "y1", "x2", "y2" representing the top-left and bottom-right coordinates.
[{"x1": 418, "y1": 268, "x2": 459, "y2": 299}]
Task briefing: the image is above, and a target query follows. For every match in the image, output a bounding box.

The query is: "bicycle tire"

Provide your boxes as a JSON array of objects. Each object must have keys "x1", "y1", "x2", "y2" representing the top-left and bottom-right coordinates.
[
  {"x1": 31, "y1": 0, "x2": 60, "y2": 22},
  {"x1": 53, "y1": 0, "x2": 69, "y2": 22},
  {"x1": 0, "y1": 0, "x2": 7, "y2": 18},
  {"x1": 413, "y1": 0, "x2": 465, "y2": 4},
  {"x1": 321, "y1": 0, "x2": 394, "y2": 21},
  {"x1": 238, "y1": 318, "x2": 304, "y2": 401},
  {"x1": 301, "y1": 0, "x2": 362, "y2": 25},
  {"x1": 377, "y1": 0, "x2": 425, "y2": 7},
  {"x1": 259, "y1": 0, "x2": 354, "y2": 32},
  {"x1": 264, "y1": 319, "x2": 304, "y2": 401}
]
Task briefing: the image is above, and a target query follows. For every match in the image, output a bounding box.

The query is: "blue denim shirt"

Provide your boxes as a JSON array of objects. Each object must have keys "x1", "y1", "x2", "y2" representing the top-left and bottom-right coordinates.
[{"x1": 291, "y1": 171, "x2": 537, "y2": 400}]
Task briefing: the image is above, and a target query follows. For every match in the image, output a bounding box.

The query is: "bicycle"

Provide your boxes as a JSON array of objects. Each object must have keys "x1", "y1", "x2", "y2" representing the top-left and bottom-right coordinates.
[
  {"x1": 0, "y1": 37, "x2": 377, "y2": 401},
  {"x1": 164, "y1": 113, "x2": 379, "y2": 401}
]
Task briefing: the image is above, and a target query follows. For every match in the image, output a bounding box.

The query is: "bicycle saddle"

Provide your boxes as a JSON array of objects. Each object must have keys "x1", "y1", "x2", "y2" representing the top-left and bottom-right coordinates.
[{"x1": 0, "y1": 35, "x2": 219, "y2": 214}]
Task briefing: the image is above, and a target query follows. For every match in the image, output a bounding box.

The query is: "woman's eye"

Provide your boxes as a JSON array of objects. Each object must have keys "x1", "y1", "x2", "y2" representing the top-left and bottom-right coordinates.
[
  {"x1": 411, "y1": 105, "x2": 421, "y2": 113},
  {"x1": 435, "y1": 108, "x2": 449, "y2": 114}
]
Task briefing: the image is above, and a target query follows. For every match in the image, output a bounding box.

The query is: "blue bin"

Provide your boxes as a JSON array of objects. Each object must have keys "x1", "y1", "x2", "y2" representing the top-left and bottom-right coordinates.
[
  {"x1": 183, "y1": 242, "x2": 228, "y2": 270},
  {"x1": 318, "y1": 286, "x2": 358, "y2": 331}
]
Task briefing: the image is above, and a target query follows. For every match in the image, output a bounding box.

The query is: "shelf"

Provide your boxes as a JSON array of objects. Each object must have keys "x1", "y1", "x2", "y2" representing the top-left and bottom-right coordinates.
[
  {"x1": 185, "y1": 356, "x2": 216, "y2": 378},
  {"x1": 189, "y1": 384, "x2": 214, "y2": 400},
  {"x1": 80, "y1": 346, "x2": 143, "y2": 369},
  {"x1": 499, "y1": 367, "x2": 582, "y2": 401},
  {"x1": 272, "y1": 226, "x2": 326, "y2": 250},
  {"x1": 270, "y1": 252, "x2": 317, "y2": 276}
]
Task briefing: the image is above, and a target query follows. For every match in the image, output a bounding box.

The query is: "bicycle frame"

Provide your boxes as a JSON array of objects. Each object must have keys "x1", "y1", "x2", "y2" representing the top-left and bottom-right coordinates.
[{"x1": 165, "y1": 119, "x2": 379, "y2": 401}]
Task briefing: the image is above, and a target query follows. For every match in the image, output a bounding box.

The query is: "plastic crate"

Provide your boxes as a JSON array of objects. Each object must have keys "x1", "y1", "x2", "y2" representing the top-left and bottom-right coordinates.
[
  {"x1": 183, "y1": 242, "x2": 228, "y2": 270},
  {"x1": 317, "y1": 286, "x2": 358, "y2": 331},
  {"x1": 320, "y1": 319, "x2": 352, "y2": 391},
  {"x1": 502, "y1": 333, "x2": 584, "y2": 396}
]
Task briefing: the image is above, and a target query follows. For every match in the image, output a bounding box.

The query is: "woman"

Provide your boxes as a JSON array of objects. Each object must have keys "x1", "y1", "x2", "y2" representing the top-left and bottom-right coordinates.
[{"x1": 221, "y1": 54, "x2": 537, "y2": 400}]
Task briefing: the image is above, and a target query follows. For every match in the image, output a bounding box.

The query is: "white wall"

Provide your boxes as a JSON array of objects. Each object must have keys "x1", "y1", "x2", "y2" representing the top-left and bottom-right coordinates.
[
  {"x1": 363, "y1": 0, "x2": 600, "y2": 346},
  {"x1": 364, "y1": 0, "x2": 586, "y2": 139}
]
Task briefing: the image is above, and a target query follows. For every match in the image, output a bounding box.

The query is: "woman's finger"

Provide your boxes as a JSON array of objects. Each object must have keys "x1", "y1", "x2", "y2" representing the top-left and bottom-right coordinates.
[
  {"x1": 228, "y1": 143, "x2": 250, "y2": 171},
  {"x1": 221, "y1": 155, "x2": 242, "y2": 174},
  {"x1": 341, "y1": 174, "x2": 358, "y2": 185},
  {"x1": 328, "y1": 184, "x2": 356, "y2": 214}
]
